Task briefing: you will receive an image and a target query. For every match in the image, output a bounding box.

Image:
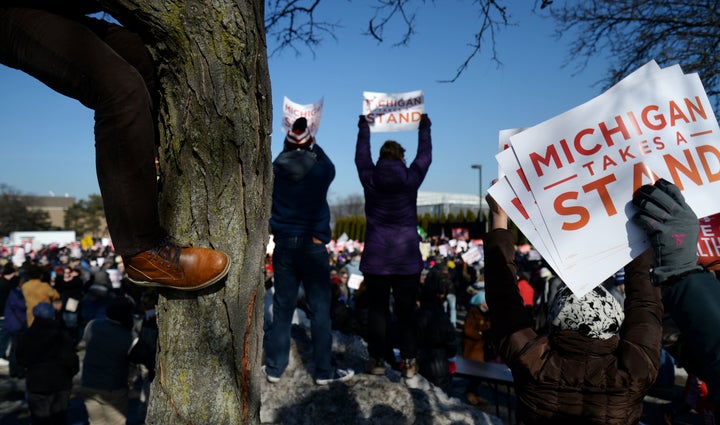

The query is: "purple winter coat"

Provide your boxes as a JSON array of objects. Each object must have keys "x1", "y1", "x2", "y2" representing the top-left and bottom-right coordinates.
[{"x1": 355, "y1": 115, "x2": 432, "y2": 275}]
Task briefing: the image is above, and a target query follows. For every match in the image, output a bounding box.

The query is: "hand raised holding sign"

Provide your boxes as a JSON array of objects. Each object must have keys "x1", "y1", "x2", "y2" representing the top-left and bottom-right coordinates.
[{"x1": 632, "y1": 178, "x2": 702, "y2": 284}]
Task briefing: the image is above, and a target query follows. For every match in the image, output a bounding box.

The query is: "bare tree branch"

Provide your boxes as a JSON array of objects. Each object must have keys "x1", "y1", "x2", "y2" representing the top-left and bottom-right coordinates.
[
  {"x1": 264, "y1": 0, "x2": 521, "y2": 82},
  {"x1": 265, "y1": 0, "x2": 342, "y2": 57},
  {"x1": 365, "y1": 0, "x2": 420, "y2": 46},
  {"x1": 439, "y1": 0, "x2": 510, "y2": 83},
  {"x1": 550, "y1": 0, "x2": 720, "y2": 111}
]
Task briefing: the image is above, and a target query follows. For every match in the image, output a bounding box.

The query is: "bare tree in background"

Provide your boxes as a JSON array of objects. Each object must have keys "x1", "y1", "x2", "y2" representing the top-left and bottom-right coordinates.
[
  {"x1": 550, "y1": 0, "x2": 720, "y2": 110},
  {"x1": 331, "y1": 193, "x2": 366, "y2": 219},
  {"x1": 266, "y1": 0, "x2": 522, "y2": 82},
  {"x1": 267, "y1": 0, "x2": 720, "y2": 105}
]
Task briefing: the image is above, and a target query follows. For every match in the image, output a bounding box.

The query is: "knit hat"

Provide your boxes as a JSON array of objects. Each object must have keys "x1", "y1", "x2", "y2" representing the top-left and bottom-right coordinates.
[
  {"x1": 32, "y1": 302, "x2": 55, "y2": 320},
  {"x1": 285, "y1": 117, "x2": 313, "y2": 147},
  {"x1": 548, "y1": 284, "x2": 624, "y2": 340}
]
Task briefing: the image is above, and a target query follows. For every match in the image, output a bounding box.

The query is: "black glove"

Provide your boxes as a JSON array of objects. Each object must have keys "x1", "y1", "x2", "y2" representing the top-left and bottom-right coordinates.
[
  {"x1": 419, "y1": 113, "x2": 431, "y2": 129},
  {"x1": 358, "y1": 115, "x2": 369, "y2": 127},
  {"x1": 632, "y1": 178, "x2": 701, "y2": 285}
]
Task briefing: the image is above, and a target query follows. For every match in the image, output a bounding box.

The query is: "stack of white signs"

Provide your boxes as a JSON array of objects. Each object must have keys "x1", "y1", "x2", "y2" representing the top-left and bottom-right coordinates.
[{"x1": 488, "y1": 60, "x2": 720, "y2": 297}]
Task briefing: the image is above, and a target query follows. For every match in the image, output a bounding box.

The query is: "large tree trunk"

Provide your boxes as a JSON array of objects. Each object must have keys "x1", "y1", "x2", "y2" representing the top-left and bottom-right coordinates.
[{"x1": 102, "y1": 1, "x2": 272, "y2": 423}]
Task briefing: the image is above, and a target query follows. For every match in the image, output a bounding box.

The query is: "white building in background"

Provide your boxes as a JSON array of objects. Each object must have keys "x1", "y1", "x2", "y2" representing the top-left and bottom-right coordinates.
[{"x1": 417, "y1": 192, "x2": 487, "y2": 218}]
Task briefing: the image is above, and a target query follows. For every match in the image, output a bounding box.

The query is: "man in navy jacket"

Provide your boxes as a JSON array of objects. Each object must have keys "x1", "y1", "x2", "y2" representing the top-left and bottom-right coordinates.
[{"x1": 263, "y1": 117, "x2": 354, "y2": 386}]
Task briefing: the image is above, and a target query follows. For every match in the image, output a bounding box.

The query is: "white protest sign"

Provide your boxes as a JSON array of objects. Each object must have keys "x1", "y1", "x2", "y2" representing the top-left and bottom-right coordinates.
[
  {"x1": 282, "y1": 96, "x2": 324, "y2": 135},
  {"x1": 487, "y1": 176, "x2": 563, "y2": 278},
  {"x1": 347, "y1": 273, "x2": 364, "y2": 290},
  {"x1": 363, "y1": 90, "x2": 424, "y2": 132},
  {"x1": 461, "y1": 246, "x2": 483, "y2": 265},
  {"x1": 496, "y1": 61, "x2": 679, "y2": 291},
  {"x1": 499, "y1": 128, "x2": 525, "y2": 157},
  {"x1": 506, "y1": 63, "x2": 720, "y2": 296},
  {"x1": 496, "y1": 143, "x2": 563, "y2": 267}
]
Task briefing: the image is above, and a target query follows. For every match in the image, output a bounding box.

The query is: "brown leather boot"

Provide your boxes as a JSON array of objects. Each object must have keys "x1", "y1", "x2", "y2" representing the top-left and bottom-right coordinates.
[{"x1": 123, "y1": 238, "x2": 230, "y2": 291}]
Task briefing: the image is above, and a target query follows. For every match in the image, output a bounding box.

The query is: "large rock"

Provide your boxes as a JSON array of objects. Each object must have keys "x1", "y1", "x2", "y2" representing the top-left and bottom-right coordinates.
[{"x1": 260, "y1": 327, "x2": 502, "y2": 425}]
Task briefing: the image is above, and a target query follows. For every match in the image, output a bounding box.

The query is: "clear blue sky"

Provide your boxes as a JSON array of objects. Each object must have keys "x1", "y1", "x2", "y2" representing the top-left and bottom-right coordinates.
[{"x1": 0, "y1": 2, "x2": 610, "y2": 204}]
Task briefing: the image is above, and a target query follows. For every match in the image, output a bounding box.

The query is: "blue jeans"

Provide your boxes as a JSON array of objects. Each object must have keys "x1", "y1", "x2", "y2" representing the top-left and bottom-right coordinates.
[{"x1": 264, "y1": 237, "x2": 333, "y2": 379}]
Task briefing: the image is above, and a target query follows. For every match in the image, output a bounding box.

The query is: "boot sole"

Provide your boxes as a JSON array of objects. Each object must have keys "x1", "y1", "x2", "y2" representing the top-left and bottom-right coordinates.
[{"x1": 127, "y1": 255, "x2": 231, "y2": 291}]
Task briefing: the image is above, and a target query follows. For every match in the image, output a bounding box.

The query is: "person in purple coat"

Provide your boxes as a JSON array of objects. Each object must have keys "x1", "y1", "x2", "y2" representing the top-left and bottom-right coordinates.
[{"x1": 355, "y1": 113, "x2": 432, "y2": 378}]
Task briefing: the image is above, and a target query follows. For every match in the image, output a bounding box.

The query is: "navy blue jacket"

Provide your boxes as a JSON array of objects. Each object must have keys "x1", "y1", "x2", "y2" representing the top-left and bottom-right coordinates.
[{"x1": 270, "y1": 144, "x2": 335, "y2": 243}]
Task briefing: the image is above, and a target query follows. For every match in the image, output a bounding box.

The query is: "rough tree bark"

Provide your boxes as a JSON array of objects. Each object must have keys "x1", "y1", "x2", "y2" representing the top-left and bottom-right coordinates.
[{"x1": 100, "y1": 1, "x2": 272, "y2": 423}]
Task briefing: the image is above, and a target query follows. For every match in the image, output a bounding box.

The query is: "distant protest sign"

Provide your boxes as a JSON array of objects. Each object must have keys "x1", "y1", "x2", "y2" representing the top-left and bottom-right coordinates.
[
  {"x1": 282, "y1": 96, "x2": 323, "y2": 135},
  {"x1": 490, "y1": 60, "x2": 720, "y2": 296},
  {"x1": 698, "y1": 214, "x2": 720, "y2": 270},
  {"x1": 363, "y1": 90, "x2": 424, "y2": 132},
  {"x1": 348, "y1": 273, "x2": 364, "y2": 291}
]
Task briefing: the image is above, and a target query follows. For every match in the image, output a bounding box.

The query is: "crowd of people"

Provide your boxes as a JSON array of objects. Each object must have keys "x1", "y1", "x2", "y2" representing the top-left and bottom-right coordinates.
[
  {"x1": 0, "y1": 242, "x2": 159, "y2": 424},
  {"x1": 2, "y1": 4, "x2": 720, "y2": 425}
]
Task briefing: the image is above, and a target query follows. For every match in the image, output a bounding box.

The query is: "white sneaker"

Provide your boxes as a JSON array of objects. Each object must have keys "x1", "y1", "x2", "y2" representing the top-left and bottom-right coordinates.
[
  {"x1": 315, "y1": 368, "x2": 354, "y2": 385},
  {"x1": 0, "y1": 358, "x2": 9, "y2": 368},
  {"x1": 261, "y1": 365, "x2": 281, "y2": 383}
]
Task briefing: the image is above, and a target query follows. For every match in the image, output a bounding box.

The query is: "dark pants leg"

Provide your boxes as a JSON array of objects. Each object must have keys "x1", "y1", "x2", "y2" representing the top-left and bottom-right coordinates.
[
  {"x1": 391, "y1": 274, "x2": 420, "y2": 360},
  {"x1": 27, "y1": 390, "x2": 70, "y2": 425},
  {"x1": 7, "y1": 331, "x2": 24, "y2": 378},
  {"x1": 0, "y1": 8, "x2": 164, "y2": 255},
  {"x1": 366, "y1": 273, "x2": 420, "y2": 361},
  {"x1": 366, "y1": 274, "x2": 392, "y2": 361}
]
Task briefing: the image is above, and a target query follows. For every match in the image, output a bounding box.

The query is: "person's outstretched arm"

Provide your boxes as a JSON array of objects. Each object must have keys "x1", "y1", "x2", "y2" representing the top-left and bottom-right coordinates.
[
  {"x1": 355, "y1": 115, "x2": 374, "y2": 185},
  {"x1": 632, "y1": 178, "x2": 720, "y2": 404},
  {"x1": 617, "y1": 248, "x2": 662, "y2": 379},
  {"x1": 484, "y1": 193, "x2": 534, "y2": 345},
  {"x1": 408, "y1": 114, "x2": 432, "y2": 182}
]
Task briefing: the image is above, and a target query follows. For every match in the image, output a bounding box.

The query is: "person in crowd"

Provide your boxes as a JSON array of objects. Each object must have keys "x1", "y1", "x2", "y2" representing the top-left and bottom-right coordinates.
[
  {"x1": 443, "y1": 260, "x2": 458, "y2": 329},
  {"x1": 415, "y1": 265, "x2": 457, "y2": 394},
  {"x1": 3, "y1": 275, "x2": 27, "y2": 378},
  {"x1": 462, "y1": 289, "x2": 493, "y2": 405},
  {"x1": 355, "y1": 113, "x2": 432, "y2": 379},
  {"x1": 484, "y1": 191, "x2": 662, "y2": 424},
  {"x1": 330, "y1": 278, "x2": 355, "y2": 335},
  {"x1": 263, "y1": 117, "x2": 354, "y2": 386},
  {"x1": 517, "y1": 273, "x2": 535, "y2": 318},
  {"x1": 344, "y1": 253, "x2": 362, "y2": 279},
  {"x1": 16, "y1": 302, "x2": 79, "y2": 425},
  {"x1": 20, "y1": 263, "x2": 60, "y2": 328},
  {"x1": 337, "y1": 267, "x2": 350, "y2": 303},
  {"x1": 0, "y1": 263, "x2": 19, "y2": 360},
  {"x1": 80, "y1": 282, "x2": 111, "y2": 325},
  {"x1": 54, "y1": 266, "x2": 84, "y2": 343},
  {"x1": 81, "y1": 296, "x2": 152, "y2": 425},
  {"x1": 632, "y1": 178, "x2": 720, "y2": 412},
  {"x1": 0, "y1": 4, "x2": 229, "y2": 292}
]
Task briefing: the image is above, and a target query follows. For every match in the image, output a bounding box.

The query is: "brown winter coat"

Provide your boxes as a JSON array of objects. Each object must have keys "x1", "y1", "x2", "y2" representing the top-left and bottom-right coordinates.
[
  {"x1": 21, "y1": 279, "x2": 60, "y2": 327},
  {"x1": 485, "y1": 229, "x2": 662, "y2": 425}
]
